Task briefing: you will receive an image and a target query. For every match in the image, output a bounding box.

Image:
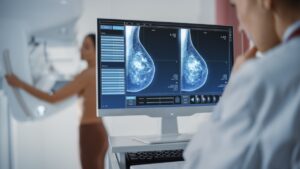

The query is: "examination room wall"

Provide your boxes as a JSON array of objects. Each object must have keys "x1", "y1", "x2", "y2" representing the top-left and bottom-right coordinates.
[{"x1": 3, "y1": 0, "x2": 215, "y2": 169}]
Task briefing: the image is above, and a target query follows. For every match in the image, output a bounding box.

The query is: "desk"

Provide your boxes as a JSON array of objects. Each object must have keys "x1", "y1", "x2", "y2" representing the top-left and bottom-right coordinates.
[
  {"x1": 130, "y1": 161, "x2": 184, "y2": 169},
  {"x1": 108, "y1": 136, "x2": 188, "y2": 169}
]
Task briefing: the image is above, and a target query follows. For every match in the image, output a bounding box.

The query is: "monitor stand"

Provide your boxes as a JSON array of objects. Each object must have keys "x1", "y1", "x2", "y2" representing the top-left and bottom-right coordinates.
[{"x1": 134, "y1": 115, "x2": 192, "y2": 144}]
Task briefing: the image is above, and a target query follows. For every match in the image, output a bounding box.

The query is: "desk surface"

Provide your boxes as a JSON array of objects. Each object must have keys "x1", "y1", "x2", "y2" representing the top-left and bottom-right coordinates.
[
  {"x1": 130, "y1": 161, "x2": 184, "y2": 169},
  {"x1": 109, "y1": 136, "x2": 189, "y2": 153}
]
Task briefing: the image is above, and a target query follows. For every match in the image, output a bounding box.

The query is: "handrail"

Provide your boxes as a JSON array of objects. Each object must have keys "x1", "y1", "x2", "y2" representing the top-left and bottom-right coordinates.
[{"x1": 3, "y1": 49, "x2": 33, "y2": 118}]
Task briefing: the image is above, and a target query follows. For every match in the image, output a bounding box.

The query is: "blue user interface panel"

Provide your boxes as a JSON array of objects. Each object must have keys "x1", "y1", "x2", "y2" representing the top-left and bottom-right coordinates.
[{"x1": 97, "y1": 19, "x2": 233, "y2": 109}]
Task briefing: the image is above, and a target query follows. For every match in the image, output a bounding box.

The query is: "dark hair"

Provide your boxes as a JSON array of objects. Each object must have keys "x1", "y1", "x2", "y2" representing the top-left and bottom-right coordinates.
[{"x1": 86, "y1": 33, "x2": 96, "y2": 47}]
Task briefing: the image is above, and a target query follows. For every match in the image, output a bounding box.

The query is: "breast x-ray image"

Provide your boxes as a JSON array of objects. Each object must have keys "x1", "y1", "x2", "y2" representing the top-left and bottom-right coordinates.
[
  {"x1": 125, "y1": 26, "x2": 180, "y2": 94},
  {"x1": 126, "y1": 26, "x2": 156, "y2": 93},
  {"x1": 125, "y1": 26, "x2": 208, "y2": 92},
  {"x1": 180, "y1": 29, "x2": 208, "y2": 92},
  {"x1": 125, "y1": 26, "x2": 224, "y2": 94}
]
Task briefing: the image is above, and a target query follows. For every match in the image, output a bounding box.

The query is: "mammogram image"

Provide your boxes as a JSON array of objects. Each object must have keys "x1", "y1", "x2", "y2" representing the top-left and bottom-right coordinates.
[
  {"x1": 181, "y1": 29, "x2": 208, "y2": 91},
  {"x1": 126, "y1": 26, "x2": 156, "y2": 92}
]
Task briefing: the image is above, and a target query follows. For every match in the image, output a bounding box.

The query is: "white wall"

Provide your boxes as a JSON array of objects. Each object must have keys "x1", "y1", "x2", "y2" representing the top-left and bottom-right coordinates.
[
  {"x1": 0, "y1": 91, "x2": 10, "y2": 169},
  {"x1": 7, "y1": 0, "x2": 216, "y2": 169},
  {"x1": 76, "y1": 0, "x2": 215, "y2": 43}
]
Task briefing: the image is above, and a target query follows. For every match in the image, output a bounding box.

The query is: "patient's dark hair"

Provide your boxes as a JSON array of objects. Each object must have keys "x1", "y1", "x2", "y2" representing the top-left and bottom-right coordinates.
[{"x1": 86, "y1": 33, "x2": 96, "y2": 47}]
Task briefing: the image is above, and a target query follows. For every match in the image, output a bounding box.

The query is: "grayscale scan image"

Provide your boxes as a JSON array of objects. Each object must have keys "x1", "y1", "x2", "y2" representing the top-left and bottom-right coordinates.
[
  {"x1": 126, "y1": 26, "x2": 156, "y2": 92},
  {"x1": 180, "y1": 29, "x2": 208, "y2": 92}
]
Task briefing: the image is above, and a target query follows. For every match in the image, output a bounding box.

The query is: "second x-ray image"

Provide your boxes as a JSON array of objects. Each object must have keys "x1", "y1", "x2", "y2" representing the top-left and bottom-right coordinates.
[
  {"x1": 126, "y1": 26, "x2": 156, "y2": 92},
  {"x1": 181, "y1": 29, "x2": 208, "y2": 92}
]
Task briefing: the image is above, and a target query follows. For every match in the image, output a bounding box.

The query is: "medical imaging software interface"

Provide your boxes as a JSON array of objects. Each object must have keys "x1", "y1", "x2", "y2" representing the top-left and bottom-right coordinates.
[{"x1": 98, "y1": 19, "x2": 233, "y2": 109}]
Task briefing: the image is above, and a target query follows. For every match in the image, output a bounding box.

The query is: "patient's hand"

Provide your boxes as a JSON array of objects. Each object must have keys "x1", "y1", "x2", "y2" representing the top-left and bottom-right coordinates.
[
  {"x1": 5, "y1": 74, "x2": 24, "y2": 88},
  {"x1": 232, "y1": 47, "x2": 257, "y2": 73}
]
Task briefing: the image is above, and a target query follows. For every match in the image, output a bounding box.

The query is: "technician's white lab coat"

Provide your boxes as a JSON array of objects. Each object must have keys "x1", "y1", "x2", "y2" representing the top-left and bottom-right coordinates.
[{"x1": 184, "y1": 21, "x2": 300, "y2": 169}]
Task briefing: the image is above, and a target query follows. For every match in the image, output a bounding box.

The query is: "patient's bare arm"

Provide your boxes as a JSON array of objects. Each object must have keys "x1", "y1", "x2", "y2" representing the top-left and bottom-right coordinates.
[{"x1": 5, "y1": 70, "x2": 88, "y2": 103}]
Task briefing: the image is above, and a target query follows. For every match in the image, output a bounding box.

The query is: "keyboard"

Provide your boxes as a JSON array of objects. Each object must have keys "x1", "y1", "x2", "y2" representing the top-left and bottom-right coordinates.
[{"x1": 125, "y1": 149, "x2": 184, "y2": 169}]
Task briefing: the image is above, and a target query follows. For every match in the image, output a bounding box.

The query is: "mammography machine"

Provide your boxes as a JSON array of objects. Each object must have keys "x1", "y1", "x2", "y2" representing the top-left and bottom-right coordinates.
[
  {"x1": 0, "y1": 0, "x2": 82, "y2": 121},
  {"x1": 0, "y1": 1, "x2": 82, "y2": 168}
]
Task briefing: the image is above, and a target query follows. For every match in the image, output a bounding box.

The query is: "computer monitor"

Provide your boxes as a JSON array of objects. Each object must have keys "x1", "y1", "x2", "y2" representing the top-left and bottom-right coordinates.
[{"x1": 97, "y1": 18, "x2": 233, "y2": 135}]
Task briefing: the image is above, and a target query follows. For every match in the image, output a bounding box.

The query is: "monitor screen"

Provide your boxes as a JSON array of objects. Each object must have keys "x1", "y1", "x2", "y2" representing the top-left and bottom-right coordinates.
[{"x1": 97, "y1": 19, "x2": 233, "y2": 115}]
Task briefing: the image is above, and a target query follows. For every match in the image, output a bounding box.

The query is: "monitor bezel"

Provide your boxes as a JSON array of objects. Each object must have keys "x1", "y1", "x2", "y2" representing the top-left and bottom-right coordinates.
[{"x1": 96, "y1": 18, "x2": 233, "y2": 117}]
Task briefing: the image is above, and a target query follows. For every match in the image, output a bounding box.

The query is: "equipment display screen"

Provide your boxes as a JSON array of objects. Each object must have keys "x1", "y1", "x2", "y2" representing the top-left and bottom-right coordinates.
[{"x1": 97, "y1": 19, "x2": 233, "y2": 109}]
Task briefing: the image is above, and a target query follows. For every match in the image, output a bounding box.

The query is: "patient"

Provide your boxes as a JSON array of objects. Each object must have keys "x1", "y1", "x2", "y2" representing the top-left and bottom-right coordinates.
[
  {"x1": 184, "y1": 0, "x2": 300, "y2": 168},
  {"x1": 6, "y1": 34, "x2": 108, "y2": 169}
]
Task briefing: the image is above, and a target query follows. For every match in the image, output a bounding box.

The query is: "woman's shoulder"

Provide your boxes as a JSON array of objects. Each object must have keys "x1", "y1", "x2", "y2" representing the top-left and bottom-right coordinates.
[
  {"x1": 79, "y1": 68, "x2": 96, "y2": 81},
  {"x1": 81, "y1": 67, "x2": 96, "y2": 75}
]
